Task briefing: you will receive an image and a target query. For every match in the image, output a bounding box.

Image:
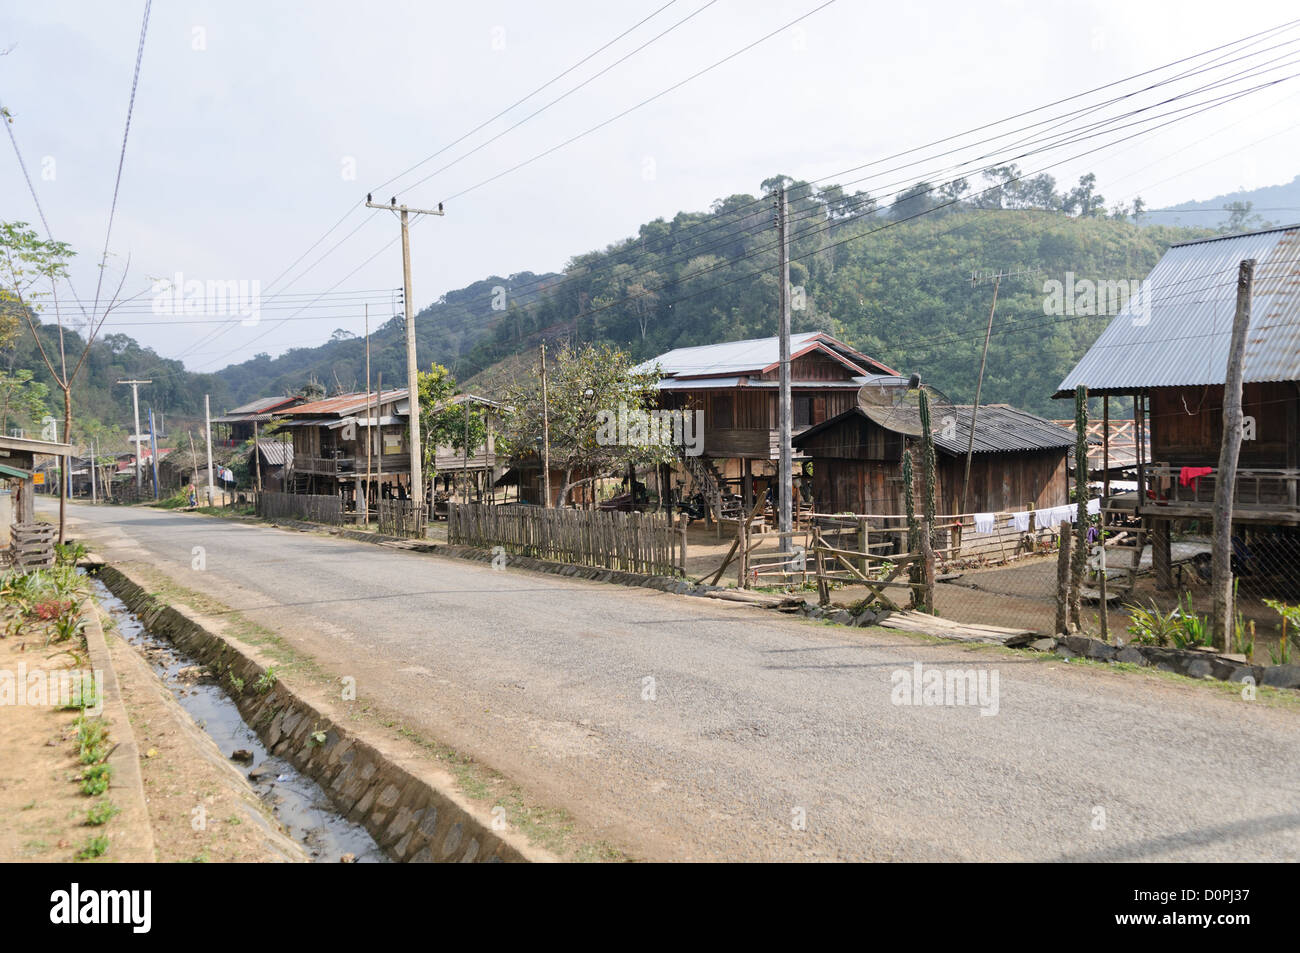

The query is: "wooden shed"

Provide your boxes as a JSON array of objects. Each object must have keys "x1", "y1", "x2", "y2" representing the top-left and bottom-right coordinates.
[{"x1": 793, "y1": 404, "x2": 1076, "y2": 516}]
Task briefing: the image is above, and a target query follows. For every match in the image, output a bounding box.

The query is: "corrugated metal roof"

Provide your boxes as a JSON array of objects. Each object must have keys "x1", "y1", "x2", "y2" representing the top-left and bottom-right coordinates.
[
  {"x1": 1056, "y1": 224, "x2": 1300, "y2": 395},
  {"x1": 253, "y1": 440, "x2": 293, "y2": 466},
  {"x1": 795, "y1": 404, "x2": 1078, "y2": 455},
  {"x1": 636, "y1": 331, "x2": 897, "y2": 378},
  {"x1": 213, "y1": 395, "x2": 302, "y2": 422},
  {"x1": 284, "y1": 389, "x2": 408, "y2": 417}
]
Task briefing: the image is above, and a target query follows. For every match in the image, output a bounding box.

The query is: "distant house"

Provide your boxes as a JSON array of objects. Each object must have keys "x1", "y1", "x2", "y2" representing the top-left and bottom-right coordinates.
[
  {"x1": 249, "y1": 439, "x2": 294, "y2": 492},
  {"x1": 429, "y1": 394, "x2": 506, "y2": 507},
  {"x1": 638, "y1": 331, "x2": 898, "y2": 511},
  {"x1": 279, "y1": 389, "x2": 411, "y2": 507},
  {"x1": 793, "y1": 398, "x2": 1078, "y2": 516},
  {"x1": 1056, "y1": 224, "x2": 1300, "y2": 528},
  {"x1": 211, "y1": 395, "x2": 305, "y2": 446}
]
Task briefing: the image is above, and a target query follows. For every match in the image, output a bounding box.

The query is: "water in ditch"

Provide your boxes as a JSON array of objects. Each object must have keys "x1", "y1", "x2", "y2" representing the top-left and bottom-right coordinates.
[{"x1": 91, "y1": 578, "x2": 387, "y2": 863}]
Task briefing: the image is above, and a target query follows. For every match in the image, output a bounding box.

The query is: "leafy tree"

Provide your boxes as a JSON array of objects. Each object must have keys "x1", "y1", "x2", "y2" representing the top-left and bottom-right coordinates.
[
  {"x1": 1062, "y1": 173, "x2": 1106, "y2": 218},
  {"x1": 415, "y1": 362, "x2": 485, "y2": 493},
  {"x1": 497, "y1": 342, "x2": 673, "y2": 506},
  {"x1": 0, "y1": 367, "x2": 48, "y2": 434},
  {"x1": 1220, "y1": 200, "x2": 1272, "y2": 234},
  {"x1": 0, "y1": 220, "x2": 129, "y2": 540}
]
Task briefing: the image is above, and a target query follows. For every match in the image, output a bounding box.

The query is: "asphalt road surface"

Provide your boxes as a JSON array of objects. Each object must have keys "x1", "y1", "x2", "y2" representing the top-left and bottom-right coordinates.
[{"x1": 57, "y1": 501, "x2": 1300, "y2": 861}]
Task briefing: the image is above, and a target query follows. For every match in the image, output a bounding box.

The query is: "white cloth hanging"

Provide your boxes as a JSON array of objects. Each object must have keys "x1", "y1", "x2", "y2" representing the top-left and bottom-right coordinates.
[
  {"x1": 1087, "y1": 497, "x2": 1101, "y2": 516},
  {"x1": 1009, "y1": 511, "x2": 1031, "y2": 532},
  {"x1": 973, "y1": 513, "x2": 996, "y2": 534}
]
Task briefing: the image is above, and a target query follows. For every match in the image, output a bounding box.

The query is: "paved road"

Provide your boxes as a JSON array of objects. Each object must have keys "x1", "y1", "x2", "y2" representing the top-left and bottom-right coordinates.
[{"x1": 59, "y1": 501, "x2": 1300, "y2": 861}]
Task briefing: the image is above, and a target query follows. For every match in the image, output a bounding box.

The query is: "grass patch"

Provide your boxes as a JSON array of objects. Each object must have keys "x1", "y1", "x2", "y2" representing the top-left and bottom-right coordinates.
[
  {"x1": 85, "y1": 799, "x2": 120, "y2": 826},
  {"x1": 75, "y1": 835, "x2": 109, "y2": 860}
]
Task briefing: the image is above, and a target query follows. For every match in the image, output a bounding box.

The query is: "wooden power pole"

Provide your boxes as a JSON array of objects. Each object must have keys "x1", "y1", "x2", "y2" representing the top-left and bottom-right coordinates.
[
  {"x1": 540, "y1": 343, "x2": 551, "y2": 508},
  {"x1": 1212, "y1": 258, "x2": 1256, "y2": 651},
  {"x1": 366, "y1": 195, "x2": 445, "y2": 511},
  {"x1": 776, "y1": 185, "x2": 793, "y2": 551}
]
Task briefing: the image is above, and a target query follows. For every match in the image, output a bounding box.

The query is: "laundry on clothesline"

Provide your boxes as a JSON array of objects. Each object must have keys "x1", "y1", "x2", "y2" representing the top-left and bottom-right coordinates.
[
  {"x1": 1008, "y1": 511, "x2": 1032, "y2": 532},
  {"x1": 1179, "y1": 466, "x2": 1214, "y2": 490},
  {"x1": 1087, "y1": 497, "x2": 1101, "y2": 516},
  {"x1": 973, "y1": 513, "x2": 996, "y2": 534}
]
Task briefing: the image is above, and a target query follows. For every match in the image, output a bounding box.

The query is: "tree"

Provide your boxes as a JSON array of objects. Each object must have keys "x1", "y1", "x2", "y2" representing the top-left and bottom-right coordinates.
[
  {"x1": 1062, "y1": 174, "x2": 1106, "y2": 218},
  {"x1": 1220, "y1": 201, "x2": 1272, "y2": 234},
  {"x1": 0, "y1": 221, "x2": 129, "y2": 541},
  {"x1": 891, "y1": 182, "x2": 939, "y2": 220},
  {"x1": 415, "y1": 362, "x2": 486, "y2": 496},
  {"x1": 497, "y1": 342, "x2": 673, "y2": 506},
  {"x1": 0, "y1": 367, "x2": 49, "y2": 434}
]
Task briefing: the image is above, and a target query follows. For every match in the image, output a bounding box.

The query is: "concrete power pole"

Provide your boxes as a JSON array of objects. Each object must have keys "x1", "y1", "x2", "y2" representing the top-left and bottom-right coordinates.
[
  {"x1": 366, "y1": 196, "x2": 445, "y2": 511},
  {"x1": 204, "y1": 394, "x2": 215, "y2": 505},
  {"x1": 776, "y1": 185, "x2": 793, "y2": 552},
  {"x1": 118, "y1": 379, "x2": 150, "y2": 489},
  {"x1": 1212, "y1": 258, "x2": 1256, "y2": 651}
]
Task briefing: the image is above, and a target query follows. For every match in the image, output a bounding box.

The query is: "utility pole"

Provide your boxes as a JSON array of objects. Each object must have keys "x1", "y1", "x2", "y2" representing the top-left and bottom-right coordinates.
[
  {"x1": 204, "y1": 394, "x2": 215, "y2": 506},
  {"x1": 90, "y1": 438, "x2": 97, "y2": 504},
  {"x1": 253, "y1": 419, "x2": 262, "y2": 494},
  {"x1": 366, "y1": 195, "x2": 444, "y2": 512},
  {"x1": 962, "y1": 267, "x2": 1036, "y2": 514},
  {"x1": 540, "y1": 343, "x2": 551, "y2": 508},
  {"x1": 776, "y1": 185, "x2": 793, "y2": 552},
  {"x1": 118, "y1": 379, "x2": 150, "y2": 488},
  {"x1": 1212, "y1": 258, "x2": 1255, "y2": 651},
  {"x1": 364, "y1": 304, "x2": 372, "y2": 526},
  {"x1": 463, "y1": 397, "x2": 471, "y2": 505}
]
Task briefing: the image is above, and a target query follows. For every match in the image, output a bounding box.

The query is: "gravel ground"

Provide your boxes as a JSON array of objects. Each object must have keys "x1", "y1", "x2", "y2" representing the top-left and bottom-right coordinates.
[{"x1": 56, "y1": 500, "x2": 1300, "y2": 862}]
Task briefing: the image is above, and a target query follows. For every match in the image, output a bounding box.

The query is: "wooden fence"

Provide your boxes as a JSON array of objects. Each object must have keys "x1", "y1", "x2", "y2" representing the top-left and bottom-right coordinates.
[
  {"x1": 255, "y1": 490, "x2": 344, "y2": 526},
  {"x1": 378, "y1": 499, "x2": 426, "y2": 538},
  {"x1": 448, "y1": 503, "x2": 685, "y2": 576}
]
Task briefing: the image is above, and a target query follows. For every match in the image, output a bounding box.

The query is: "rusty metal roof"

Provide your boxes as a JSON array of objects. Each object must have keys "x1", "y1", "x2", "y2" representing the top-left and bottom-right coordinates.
[
  {"x1": 283, "y1": 389, "x2": 408, "y2": 417},
  {"x1": 1056, "y1": 224, "x2": 1300, "y2": 395}
]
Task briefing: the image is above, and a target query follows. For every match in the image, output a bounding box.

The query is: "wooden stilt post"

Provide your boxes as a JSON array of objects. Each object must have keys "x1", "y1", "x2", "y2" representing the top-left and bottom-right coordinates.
[{"x1": 1055, "y1": 521, "x2": 1072, "y2": 635}]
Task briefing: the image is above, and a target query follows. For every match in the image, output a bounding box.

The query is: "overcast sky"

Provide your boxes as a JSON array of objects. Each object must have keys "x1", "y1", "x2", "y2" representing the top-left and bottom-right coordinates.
[{"x1": 3, "y1": 0, "x2": 1298, "y2": 374}]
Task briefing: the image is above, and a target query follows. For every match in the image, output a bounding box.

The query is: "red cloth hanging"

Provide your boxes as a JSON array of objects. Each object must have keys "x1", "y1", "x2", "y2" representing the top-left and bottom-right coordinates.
[{"x1": 1179, "y1": 466, "x2": 1214, "y2": 490}]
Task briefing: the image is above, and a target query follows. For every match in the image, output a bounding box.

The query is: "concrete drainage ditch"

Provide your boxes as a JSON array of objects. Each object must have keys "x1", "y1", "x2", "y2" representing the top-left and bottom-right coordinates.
[
  {"x1": 93, "y1": 563, "x2": 539, "y2": 863},
  {"x1": 92, "y1": 579, "x2": 386, "y2": 863}
]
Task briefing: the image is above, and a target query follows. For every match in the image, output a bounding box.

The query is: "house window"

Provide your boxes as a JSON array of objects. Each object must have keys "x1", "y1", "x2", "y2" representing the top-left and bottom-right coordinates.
[
  {"x1": 382, "y1": 432, "x2": 402, "y2": 454},
  {"x1": 794, "y1": 397, "x2": 811, "y2": 428},
  {"x1": 794, "y1": 396, "x2": 826, "y2": 427}
]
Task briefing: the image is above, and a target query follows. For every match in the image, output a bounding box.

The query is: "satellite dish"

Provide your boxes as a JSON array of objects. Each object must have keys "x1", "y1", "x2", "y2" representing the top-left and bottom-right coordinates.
[{"x1": 856, "y1": 373, "x2": 953, "y2": 437}]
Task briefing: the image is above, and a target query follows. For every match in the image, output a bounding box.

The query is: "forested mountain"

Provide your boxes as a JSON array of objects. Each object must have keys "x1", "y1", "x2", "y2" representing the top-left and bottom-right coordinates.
[
  {"x1": 216, "y1": 272, "x2": 560, "y2": 407},
  {"x1": 447, "y1": 172, "x2": 1213, "y2": 416},
  {"x1": 1147, "y1": 174, "x2": 1300, "y2": 230},
  {"x1": 3, "y1": 323, "x2": 231, "y2": 450}
]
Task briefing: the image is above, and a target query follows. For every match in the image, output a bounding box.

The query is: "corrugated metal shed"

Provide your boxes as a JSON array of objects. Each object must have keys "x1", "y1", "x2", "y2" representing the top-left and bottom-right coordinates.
[
  {"x1": 636, "y1": 331, "x2": 897, "y2": 378},
  {"x1": 254, "y1": 439, "x2": 293, "y2": 467},
  {"x1": 1056, "y1": 224, "x2": 1300, "y2": 395}
]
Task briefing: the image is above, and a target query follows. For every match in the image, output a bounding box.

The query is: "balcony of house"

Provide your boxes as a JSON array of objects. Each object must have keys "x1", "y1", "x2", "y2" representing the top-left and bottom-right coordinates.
[{"x1": 1105, "y1": 465, "x2": 1300, "y2": 525}]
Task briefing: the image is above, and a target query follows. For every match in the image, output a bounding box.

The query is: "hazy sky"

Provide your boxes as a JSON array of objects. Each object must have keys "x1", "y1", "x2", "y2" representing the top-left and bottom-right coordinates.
[{"x1": 3, "y1": 0, "x2": 1298, "y2": 374}]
